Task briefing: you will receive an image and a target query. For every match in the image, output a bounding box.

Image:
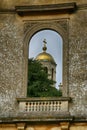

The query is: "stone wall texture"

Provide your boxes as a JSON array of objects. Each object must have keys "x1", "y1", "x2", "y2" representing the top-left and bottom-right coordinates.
[
  {"x1": 0, "y1": 0, "x2": 87, "y2": 119},
  {"x1": 0, "y1": 14, "x2": 25, "y2": 117},
  {"x1": 69, "y1": 10, "x2": 87, "y2": 116}
]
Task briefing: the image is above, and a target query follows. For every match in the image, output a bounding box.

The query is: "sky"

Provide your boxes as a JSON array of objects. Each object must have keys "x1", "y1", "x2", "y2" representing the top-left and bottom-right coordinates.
[{"x1": 28, "y1": 30, "x2": 63, "y2": 89}]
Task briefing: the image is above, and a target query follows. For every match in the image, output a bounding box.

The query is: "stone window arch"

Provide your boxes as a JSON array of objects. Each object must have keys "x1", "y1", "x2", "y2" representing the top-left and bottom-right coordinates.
[{"x1": 23, "y1": 21, "x2": 69, "y2": 97}]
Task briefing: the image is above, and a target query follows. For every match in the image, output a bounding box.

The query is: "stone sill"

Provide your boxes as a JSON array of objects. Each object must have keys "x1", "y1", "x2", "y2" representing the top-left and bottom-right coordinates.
[{"x1": 17, "y1": 97, "x2": 71, "y2": 102}]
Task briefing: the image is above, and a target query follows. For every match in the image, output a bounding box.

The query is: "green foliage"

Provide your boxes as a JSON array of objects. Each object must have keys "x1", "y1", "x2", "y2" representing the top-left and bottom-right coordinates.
[{"x1": 27, "y1": 58, "x2": 62, "y2": 97}]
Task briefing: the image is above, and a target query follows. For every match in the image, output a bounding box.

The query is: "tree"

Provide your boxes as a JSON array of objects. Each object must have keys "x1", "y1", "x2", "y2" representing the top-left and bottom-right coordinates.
[{"x1": 27, "y1": 58, "x2": 62, "y2": 97}]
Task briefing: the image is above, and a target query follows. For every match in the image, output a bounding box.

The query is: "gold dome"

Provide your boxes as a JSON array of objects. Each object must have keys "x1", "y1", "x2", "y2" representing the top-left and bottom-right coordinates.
[
  {"x1": 35, "y1": 52, "x2": 56, "y2": 64},
  {"x1": 35, "y1": 39, "x2": 56, "y2": 64}
]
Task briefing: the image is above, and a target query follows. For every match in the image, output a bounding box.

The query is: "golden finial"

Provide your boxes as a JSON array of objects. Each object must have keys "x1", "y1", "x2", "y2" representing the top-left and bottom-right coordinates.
[{"x1": 43, "y1": 39, "x2": 47, "y2": 52}]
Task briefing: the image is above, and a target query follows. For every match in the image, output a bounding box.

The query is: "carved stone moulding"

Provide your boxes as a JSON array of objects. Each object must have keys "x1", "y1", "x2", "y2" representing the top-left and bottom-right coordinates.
[{"x1": 15, "y1": 2, "x2": 77, "y2": 16}]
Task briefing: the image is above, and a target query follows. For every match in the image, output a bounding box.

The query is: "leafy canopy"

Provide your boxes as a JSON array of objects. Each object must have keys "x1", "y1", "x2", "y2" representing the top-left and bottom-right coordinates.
[{"x1": 27, "y1": 58, "x2": 62, "y2": 97}]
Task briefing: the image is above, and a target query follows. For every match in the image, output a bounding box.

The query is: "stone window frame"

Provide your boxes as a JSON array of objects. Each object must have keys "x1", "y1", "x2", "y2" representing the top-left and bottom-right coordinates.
[{"x1": 23, "y1": 20, "x2": 69, "y2": 97}]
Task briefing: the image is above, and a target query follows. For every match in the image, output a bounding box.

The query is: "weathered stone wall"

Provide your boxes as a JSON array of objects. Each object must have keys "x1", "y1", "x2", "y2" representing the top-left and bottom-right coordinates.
[
  {"x1": 69, "y1": 10, "x2": 87, "y2": 116},
  {"x1": 0, "y1": 14, "x2": 25, "y2": 117},
  {"x1": 0, "y1": 0, "x2": 86, "y2": 9}
]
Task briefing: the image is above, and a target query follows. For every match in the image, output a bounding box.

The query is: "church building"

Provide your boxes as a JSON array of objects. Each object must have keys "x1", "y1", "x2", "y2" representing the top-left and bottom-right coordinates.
[{"x1": 35, "y1": 39, "x2": 56, "y2": 86}]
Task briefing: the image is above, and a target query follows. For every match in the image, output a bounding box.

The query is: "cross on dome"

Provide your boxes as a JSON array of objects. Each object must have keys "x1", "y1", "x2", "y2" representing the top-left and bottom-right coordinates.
[
  {"x1": 43, "y1": 39, "x2": 47, "y2": 44},
  {"x1": 43, "y1": 39, "x2": 47, "y2": 52}
]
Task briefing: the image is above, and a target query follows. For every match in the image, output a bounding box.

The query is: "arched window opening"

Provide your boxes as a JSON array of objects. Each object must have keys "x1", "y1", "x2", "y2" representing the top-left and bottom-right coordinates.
[
  {"x1": 27, "y1": 29, "x2": 64, "y2": 97},
  {"x1": 28, "y1": 29, "x2": 63, "y2": 89}
]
